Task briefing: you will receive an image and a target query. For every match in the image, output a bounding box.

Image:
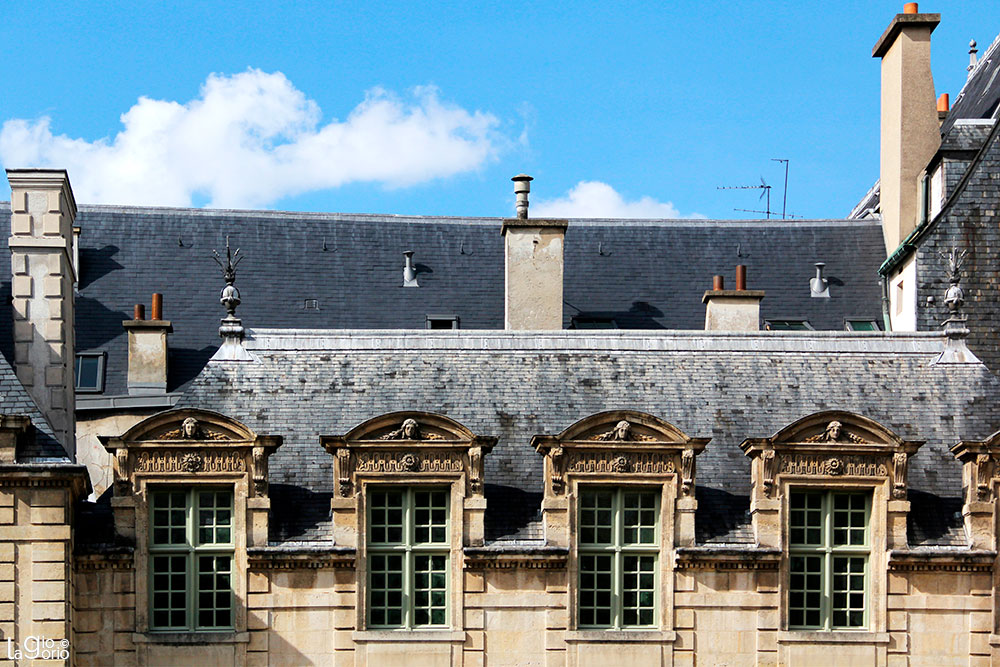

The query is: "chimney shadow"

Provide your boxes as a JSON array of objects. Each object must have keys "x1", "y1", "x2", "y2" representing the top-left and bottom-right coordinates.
[
  {"x1": 74, "y1": 296, "x2": 132, "y2": 350},
  {"x1": 78, "y1": 245, "x2": 124, "y2": 289},
  {"x1": 168, "y1": 345, "x2": 219, "y2": 392},
  {"x1": 414, "y1": 263, "x2": 434, "y2": 276},
  {"x1": 565, "y1": 300, "x2": 667, "y2": 329}
]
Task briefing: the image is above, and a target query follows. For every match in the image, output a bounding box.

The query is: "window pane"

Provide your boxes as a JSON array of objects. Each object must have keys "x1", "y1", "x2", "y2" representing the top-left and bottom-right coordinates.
[
  {"x1": 579, "y1": 554, "x2": 614, "y2": 627},
  {"x1": 579, "y1": 490, "x2": 614, "y2": 546},
  {"x1": 151, "y1": 491, "x2": 188, "y2": 546},
  {"x1": 789, "y1": 492, "x2": 824, "y2": 547},
  {"x1": 197, "y1": 490, "x2": 233, "y2": 545},
  {"x1": 413, "y1": 490, "x2": 448, "y2": 544},
  {"x1": 369, "y1": 553, "x2": 405, "y2": 627},
  {"x1": 832, "y1": 493, "x2": 867, "y2": 547},
  {"x1": 369, "y1": 490, "x2": 405, "y2": 545},
  {"x1": 622, "y1": 555, "x2": 656, "y2": 627},
  {"x1": 195, "y1": 555, "x2": 233, "y2": 629},
  {"x1": 413, "y1": 554, "x2": 448, "y2": 627},
  {"x1": 789, "y1": 555, "x2": 823, "y2": 629},
  {"x1": 622, "y1": 492, "x2": 657, "y2": 545},
  {"x1": 832, "y1": 556, "x2": 867, "y2": 628},
  {"x1": 151, "y1": 554, "x2": 187, "y2": 629}
]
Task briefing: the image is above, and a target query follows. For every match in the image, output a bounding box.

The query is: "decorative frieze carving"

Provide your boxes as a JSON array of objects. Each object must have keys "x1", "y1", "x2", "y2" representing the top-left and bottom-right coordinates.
[
  {"x1": 323, "y1": 412, "x2": 496, "y2": 499},
  {"x1": 533, "y1": 411, "x2": 709, "y2": 498},
  {"x1": 133, "y1": 450, "x2": 246, "y2": 474},
  {"x1": 779, "y1": 454, "x2": 887, "y2": 477},
  {"x1": 741, "y1": 412, "x2": 922, "y2": 503},
  {"x1": 354, "y1": 451, "x2": 464, "y2": 474},
  {"x1": 103, "y1": 410, "x2": 282, "y2": 501},
  {"x1": 565, "y1": 451, "x2": 676, "y2": 475}
]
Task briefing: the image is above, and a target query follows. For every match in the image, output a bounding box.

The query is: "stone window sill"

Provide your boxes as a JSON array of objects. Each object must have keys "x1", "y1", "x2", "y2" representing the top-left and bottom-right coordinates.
[
  {"x1": 564, "y1": 630, "x2": 677, "y2": 643},
  {"x1": 132, "y1": 631, "x2": 249, "y2": 645},
  {"x1": 777, "y1": 631, "x2": 889, "y2": 644},
  {"x1": 352, "y1": 630, "x2": 466, "y2": 643}
]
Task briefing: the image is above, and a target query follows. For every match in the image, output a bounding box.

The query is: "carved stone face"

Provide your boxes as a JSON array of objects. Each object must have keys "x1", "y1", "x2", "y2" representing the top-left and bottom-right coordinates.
[
  {"x1": 615, "y1": 420, "x2": 631, "y2": 440},
  {"x1": 182, "y1": 418, "x2": 199, "y2": 439},
  {"x1": 827, "y1": 421, "x2": 842, "y2": 441},
  {"x1": 402, "y1": 419, "x2": 419, "y2": 439}
]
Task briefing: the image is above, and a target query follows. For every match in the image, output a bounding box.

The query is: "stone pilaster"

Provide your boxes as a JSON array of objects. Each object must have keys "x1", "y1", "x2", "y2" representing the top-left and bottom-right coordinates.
[{"x1": 7, "y1": 170, "x2": 78, "y2": 456}]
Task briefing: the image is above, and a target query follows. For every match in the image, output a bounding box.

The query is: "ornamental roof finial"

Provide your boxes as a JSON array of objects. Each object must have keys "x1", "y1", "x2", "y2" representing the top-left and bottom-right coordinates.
[
  {"x1": 210, "y1": 237, "x2": 254, "y2": 362},
  {"x1": 933, "y1": 247, "x2": 978, "y2": 365}
]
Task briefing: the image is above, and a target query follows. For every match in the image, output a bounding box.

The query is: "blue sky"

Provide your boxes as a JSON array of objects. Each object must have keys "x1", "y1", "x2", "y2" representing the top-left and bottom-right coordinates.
[{"x1": 2, "y1": 1, "x2": 998, "y2": 219}]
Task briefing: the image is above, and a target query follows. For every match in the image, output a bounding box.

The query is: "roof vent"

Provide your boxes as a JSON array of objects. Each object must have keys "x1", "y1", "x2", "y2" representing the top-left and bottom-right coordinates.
[
  {"x1": 403, "y1": 251, "x2": 419, "y2": 288},
  {"x1": 969, "y1": 39, "x2": 978, "y2": 78},
  {"x1": 810, "y1": 262, "x2": 830, "y2": 298},
  {"x1": 512, "y1": 174, "x2": 533, "y2": 219}
]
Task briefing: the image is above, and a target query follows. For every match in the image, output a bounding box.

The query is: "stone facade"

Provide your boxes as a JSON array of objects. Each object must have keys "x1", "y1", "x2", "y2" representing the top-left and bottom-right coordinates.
[{"x1": 3, "y1": 408, "x2": 998, "y2": 665}]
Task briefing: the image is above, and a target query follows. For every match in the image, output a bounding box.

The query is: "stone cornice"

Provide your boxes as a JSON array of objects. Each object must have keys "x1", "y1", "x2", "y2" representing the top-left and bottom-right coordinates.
[
  {"x1": 247, "y1": 545, "x2": 356, "y2": 570},
  {"x1": 887, "y1": 549, "x2": 995, "y2": 573},
  {"x1": 463, "y1": 546, "x2": 569, "y2": 570},
  {"x1": 0, "y1": 463, "x2": 89, "y2": 497},
  {"x1": 675, "y1": 546, "x2": 781, "y2": 571}
]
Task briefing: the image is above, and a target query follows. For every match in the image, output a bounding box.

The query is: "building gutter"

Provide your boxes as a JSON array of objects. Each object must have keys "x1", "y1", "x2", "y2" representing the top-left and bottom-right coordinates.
[{"x1": 75, "y1": 392, "x2": 181, "y2": 412}]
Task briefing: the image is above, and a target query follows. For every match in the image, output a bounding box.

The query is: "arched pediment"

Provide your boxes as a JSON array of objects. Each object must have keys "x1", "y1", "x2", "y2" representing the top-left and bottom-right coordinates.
[
  {"x1": 768, "y1": 411, "x2": 903, "y2": 447},
  {"x1": 555, "y1": 410, "x2": 695, "y2": 444},
  {"x1": 118, "y1": 408, "x2": 256, "y2": 444},
  {"x1": 342, "y1": 411, "x2": 476, "y2": 443}
]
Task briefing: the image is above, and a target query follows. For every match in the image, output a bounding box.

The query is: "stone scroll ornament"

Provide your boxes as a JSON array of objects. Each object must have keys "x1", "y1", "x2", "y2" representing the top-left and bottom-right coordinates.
[{"x1": 976, "y1": 454, "x2": 993, "y2": 501}]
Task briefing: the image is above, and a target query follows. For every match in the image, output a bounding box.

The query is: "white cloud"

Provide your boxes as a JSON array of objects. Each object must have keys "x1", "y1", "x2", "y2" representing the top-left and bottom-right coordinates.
[
  {"x1": 532, "y1": 180, "x2": 703, "y2": 219},
  {"x1": 0, "y1": 70, "x2": 502, "y2": 208}
]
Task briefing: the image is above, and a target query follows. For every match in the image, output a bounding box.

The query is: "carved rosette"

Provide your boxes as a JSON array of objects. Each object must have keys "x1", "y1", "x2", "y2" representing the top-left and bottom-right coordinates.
[
  {"x1": 101, "y1": 409, "x2": 283, "y2": 498},
  {"x1": 532, "y1": 412, "x2": 709, "y2": 498},
  {"x1": 741, "y1": 412, "x2": 922, "y2": 500},
  {"x1": 322, "y1": 413, "x2": 496, "y2": 499}
]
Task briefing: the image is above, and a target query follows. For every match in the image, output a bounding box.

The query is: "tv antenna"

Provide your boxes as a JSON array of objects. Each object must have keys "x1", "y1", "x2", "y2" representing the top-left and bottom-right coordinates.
[
  {"x1": 718, "y1": 177, "x2": 773, "y2": 219},
  {"x1": 771, "y1": 158, "x2": 790, "y2": 219}
]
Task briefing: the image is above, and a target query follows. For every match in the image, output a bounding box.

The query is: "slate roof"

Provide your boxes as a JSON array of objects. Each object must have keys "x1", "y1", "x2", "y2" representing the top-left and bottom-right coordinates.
[
  {"x1": 941, "y1": 34, "x2": 1000, "y2": 136},
  {"x1": 175, "y1": 330, "x2": 1000, "y2": 548},
  {"x1": 0, "y1": 350, "x2": 65, "y2": 461},
  {"x1": 0, "y1": 203, "x2": 887, "y2": 398}
]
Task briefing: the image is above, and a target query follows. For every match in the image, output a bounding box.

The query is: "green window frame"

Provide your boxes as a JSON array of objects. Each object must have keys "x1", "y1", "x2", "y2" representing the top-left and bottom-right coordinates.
[
  {"x1": 149, "y1": 488, "x2": 234, "y2": 631},
  {"x1": 367, "y1": 487, "x2": 450, "y2": 629},
  {"x1": 789, "y1": 490, "x2": 871, "y2": 630},
  {"x1": 577, "y1": 488, "x2": 659, "y2": 629}
]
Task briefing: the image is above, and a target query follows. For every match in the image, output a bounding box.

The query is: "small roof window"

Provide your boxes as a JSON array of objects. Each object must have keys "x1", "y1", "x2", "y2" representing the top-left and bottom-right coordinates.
[
  {"x1": 765, "y1": 319, "x2": 814, "y2": 331},
  {"x1": 846, "y1": 319, "x2": 880, "y2": 332},
  {"x1": 75, "y1": 352, "x2": 106, "y2": 393},
  {"x1": 571, "y1": 316, "x2": 618, "y2": 330},
  {"x1": 426, "y1": 315, "x2": 460, "y2": 330}
]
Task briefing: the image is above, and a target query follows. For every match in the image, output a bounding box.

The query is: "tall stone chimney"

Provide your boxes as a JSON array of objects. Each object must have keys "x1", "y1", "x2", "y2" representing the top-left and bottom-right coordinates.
[
  {"x1": 7, "y1": 169, "x2": 77, "y2": 455},
  {"x1": 503, "y1": 175, "x2": 567, "y2": 330},
  {"x1": 873, "y1": 3, "x2": 941, "y2": 254}
]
